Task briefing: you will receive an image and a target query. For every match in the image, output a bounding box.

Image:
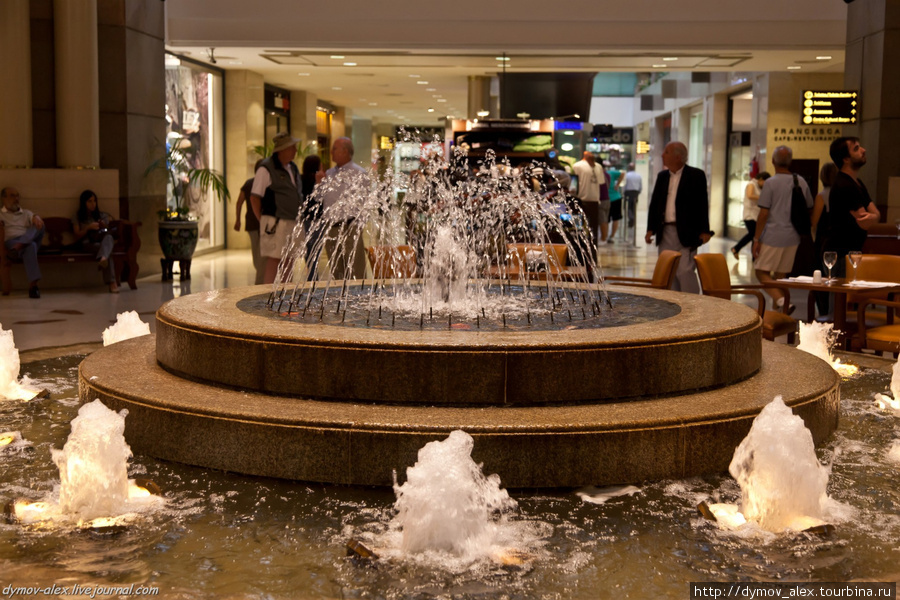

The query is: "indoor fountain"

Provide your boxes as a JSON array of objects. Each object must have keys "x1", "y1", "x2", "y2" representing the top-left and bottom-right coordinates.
[
  {"x1": 0, "y1": 138, "x2": 896, "y2": 593},
  {"x1": 75, "y1": 145, "x2": 839, "y2": 488}
]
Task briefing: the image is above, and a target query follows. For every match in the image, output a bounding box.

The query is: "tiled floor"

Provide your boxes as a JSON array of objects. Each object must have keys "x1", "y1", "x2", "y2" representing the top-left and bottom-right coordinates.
[{"x1": 2, "y1": 231, "x2": 768, "y2": 352}]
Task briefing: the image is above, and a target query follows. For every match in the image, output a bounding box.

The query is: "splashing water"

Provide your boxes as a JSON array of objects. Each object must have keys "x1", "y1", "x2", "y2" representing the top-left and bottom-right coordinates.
[
  {"x1": 0, "y1": 324, "x2": 42, "y2": 400},
  {"x1": 391, "y1": 430, "x2": 519, "y2": 561},
  {"x1": 11, "y1": 399, "x2": 162, "y2": 528},
  {"x1": 797, "y1": 321, "x2": 857, "y2": 376},
  {"x1": 269, "y1": 141, "x2": 609, "y2": 328},
  {"x1": 874, "y1": 355, "x2": 900, "y2": 412},
  {"x1": 52, "y1": 399, "x2": 133, "y2": 521},
  {"x1": 102, "y1": 311, "x2": 151, "y2": 346},
  {"x1": 727, "y1": 396, "x2": 830, "y2": 532}
]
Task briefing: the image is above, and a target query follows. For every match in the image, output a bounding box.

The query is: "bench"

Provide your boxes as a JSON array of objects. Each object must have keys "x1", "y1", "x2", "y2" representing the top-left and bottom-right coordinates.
[{"x1": 1, "y1": 216, "x2": 142, "y2": 295}]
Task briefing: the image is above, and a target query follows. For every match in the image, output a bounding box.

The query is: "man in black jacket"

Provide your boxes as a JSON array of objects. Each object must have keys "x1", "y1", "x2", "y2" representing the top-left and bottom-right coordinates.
[{"x1": 645, "y1": 142, "x2": 712, "y2": 293}]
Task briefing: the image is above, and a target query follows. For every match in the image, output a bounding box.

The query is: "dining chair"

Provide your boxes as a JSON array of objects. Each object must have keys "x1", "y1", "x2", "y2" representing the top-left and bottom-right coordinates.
[
  {"x1": 365, "y1": 245, "x2": 418, "y2": 278},
  {"x1": 839, "y1": 254, "x2": 900, "y2": 330},
  {"x1": 853, "y1": 296, "x2": 900, "y2": 357},
  {"x1": 605, "y1": 250, "x2": 681, "y2": 290},
  {"x1": 694, "y1": 253, "x2": 797, "y2": 342}
]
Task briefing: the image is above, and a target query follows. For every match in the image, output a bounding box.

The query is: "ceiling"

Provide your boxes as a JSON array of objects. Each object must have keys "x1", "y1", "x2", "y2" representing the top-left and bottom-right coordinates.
[{"x1": 164, "y1": 0, "x2": 849, "y2": 127}]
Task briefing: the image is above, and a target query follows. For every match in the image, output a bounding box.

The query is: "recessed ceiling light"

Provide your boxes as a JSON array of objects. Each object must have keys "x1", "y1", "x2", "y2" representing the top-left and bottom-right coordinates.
[
  {"x1": 652, "y1": 64, "x2": 667, "y2": 68},
  {"x1": 663, "y1": 57, "x2": 678, "y2": 61},
  {"x1": 369, "y1": 102, "x2": 378, "y2": 106},
  {"x1": 496, "y1": 56, "x2": 510, "y2": 61},
  {"x1": 409, "y1": 74, "x2": 421, "y2": 78},
  {"x1": 228, "y1": 61, "x2": 243, "y2": 65},
  {"x1": 816, "y1": 56, "x2": 833, "y2": 60},
  {"x1": 343, "y1": 62, "x2": 357, "y2": 67},
  {"x1": 438, "y1": 98, "x2": 448, "y2": 103},
  {"x1": 787, "y1": 65, "x2": 802, "y2": 70},
  {"x1": 428, "y1": 107, "x2": 435, "y2": 113},
  {"x1": 330, "y1": 55, "x2": 345, "y2": 59},
  {"x1": 297, "y1": 72, "x2": 310, "y2": 76},
  {"x1": 332, "y1": 86, "x2": 342, "y2": 90},
  {"x1": 417, "y1": 81, "x2": 429, "y2": 85},
  {"x1": 426, "y1": 88, "x2": 436, "y2": 92},
  {"x1": 432, "y1": 94, "x2": 442, "y2": 98}
]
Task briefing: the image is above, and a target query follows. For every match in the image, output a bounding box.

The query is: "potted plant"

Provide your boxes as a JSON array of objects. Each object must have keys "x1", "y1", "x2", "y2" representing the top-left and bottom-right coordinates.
[{"x1": 145, "y1": 133, "x2": 229, "y2": 279}]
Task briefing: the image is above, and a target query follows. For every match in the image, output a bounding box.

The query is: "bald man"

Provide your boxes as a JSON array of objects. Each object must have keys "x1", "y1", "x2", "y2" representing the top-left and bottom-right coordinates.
[
  {"x1": 313, "y1": 137, "x2": 370, "y2": 279},
  {"x1": 645, "y1": 142, "x2": 712, "y2": 293}
]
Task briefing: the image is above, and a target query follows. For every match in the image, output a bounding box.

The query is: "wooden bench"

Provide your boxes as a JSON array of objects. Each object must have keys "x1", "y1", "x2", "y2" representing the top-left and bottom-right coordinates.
[{"x1": 1, "y1": 216, "x2": 142, "y2": 295}]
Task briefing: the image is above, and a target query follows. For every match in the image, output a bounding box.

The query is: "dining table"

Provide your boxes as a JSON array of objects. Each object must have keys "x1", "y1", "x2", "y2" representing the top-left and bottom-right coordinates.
[{"x1": 773, "y1": 276, "x2": 900, "y2": 347}]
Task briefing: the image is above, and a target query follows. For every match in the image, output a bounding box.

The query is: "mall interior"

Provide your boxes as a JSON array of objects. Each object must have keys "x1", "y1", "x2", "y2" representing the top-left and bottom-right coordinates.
[{"x1": 1, "y1": 0, "x2": 899, "y2": 350}]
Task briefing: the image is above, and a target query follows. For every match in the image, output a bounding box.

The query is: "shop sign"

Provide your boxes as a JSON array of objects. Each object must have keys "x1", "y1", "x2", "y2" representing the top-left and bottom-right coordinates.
[
  {"x1": 801, "y1": 91, "x2": 859, "y2": 125},
  {"x1": 636, "y1": 140, "x2": 651, "y2": 155},
  {"x1": 771, "y1": 126, "x2": 842, "y2": 143},
  {"x1": 593, "y1": 128, "x2": 634, "y2": 144}
]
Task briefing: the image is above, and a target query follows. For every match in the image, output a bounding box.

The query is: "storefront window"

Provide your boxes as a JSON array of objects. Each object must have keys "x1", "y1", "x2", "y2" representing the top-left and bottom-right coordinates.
[
  {"x1": 725, "y1": 91, "x2": 753, "y2": 240},
  {"x1": 164, "y1": 53, "x2": 225, "y2": 251}
]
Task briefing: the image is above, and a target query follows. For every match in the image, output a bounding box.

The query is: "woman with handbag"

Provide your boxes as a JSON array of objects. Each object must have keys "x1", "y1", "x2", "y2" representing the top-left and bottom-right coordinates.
[{"x1": 74, "y1": 189, "x2": 119, "y2": 293}]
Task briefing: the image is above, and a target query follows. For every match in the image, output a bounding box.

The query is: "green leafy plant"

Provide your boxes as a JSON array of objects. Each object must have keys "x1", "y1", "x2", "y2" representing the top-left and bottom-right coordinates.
[{"x1": 145, "y1": 138, "x2": 230, "y2": 221}]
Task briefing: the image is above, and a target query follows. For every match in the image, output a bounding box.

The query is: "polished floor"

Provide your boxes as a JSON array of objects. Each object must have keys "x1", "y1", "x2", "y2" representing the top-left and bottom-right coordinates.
[{"x1": 2, "y1": 229, "x2": 765, "y2": 352}]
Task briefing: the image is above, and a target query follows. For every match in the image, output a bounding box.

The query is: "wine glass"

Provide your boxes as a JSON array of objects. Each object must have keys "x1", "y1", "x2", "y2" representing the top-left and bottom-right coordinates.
[
  {"x1": 848, "y1": 250, "x2": 863, "y2": 281},
  {"x1": 823, "y1": 251, "x2": 837, "y2": 283}
]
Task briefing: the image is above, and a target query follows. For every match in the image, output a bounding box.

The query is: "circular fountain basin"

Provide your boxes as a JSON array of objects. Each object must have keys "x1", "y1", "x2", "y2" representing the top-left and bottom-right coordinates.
[
  {"x1": 78, "y1": 284, "x2": 839, "y2": 488},
  {"x1": 153, "y1": 284, "x2": 763, "y2": 406}
]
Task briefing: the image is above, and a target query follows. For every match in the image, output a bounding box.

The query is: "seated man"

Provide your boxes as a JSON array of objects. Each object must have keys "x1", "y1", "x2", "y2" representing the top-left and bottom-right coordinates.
[{"x1": 1, "y1": 187, "x2": 44, "y2": 298}]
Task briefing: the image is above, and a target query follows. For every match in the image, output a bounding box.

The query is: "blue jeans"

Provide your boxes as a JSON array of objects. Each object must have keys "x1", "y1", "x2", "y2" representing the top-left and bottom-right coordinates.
[{"x1": 4, "y1": 226, "x2": 44, "y2": 283}]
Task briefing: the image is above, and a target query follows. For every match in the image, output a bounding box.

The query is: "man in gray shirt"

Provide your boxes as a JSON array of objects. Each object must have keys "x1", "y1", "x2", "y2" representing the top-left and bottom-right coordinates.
[{"x1": 752, "y1": 146, "x2": 813, "y2": 312}]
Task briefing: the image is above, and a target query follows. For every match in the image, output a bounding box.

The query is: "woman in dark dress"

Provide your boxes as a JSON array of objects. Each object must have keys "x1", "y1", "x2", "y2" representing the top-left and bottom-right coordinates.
[{"x1": 74, "y1": 189, "x2": 118, "y2": 293}]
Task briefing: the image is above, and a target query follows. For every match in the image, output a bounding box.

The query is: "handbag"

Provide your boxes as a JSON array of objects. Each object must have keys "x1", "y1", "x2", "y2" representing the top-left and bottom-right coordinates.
[{"x1": 790, "y1": 173, "x2": 811, "y2": 236}]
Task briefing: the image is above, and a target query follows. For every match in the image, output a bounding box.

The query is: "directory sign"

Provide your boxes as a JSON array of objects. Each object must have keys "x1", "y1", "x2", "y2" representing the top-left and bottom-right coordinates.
[{"x1": 801, "y1": 91, "x2": 859, "y2": 125}]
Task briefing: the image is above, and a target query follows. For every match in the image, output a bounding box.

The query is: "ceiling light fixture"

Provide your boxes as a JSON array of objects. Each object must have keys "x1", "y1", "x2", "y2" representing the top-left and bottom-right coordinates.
[
  {"x1": 787, "y1": 65, "x2": 802, "y2": 70},
  {"x1": 477, "y1": 110, "x2": 490, "y2": 117},
  {"x1": 816, "y1": 56, "x2": 833, "y2": 60},
  {"x1": 496, "y1": 56, "x2": 510, "y2": 61},
  {"x1": 409, "y1": 74, "x2": 421, "y2": 78},
  {"x1": 297, "y1": 72, "x2": 310, "y2": 76},
  {"x1": 426, "y1": 88, "x2": 436, "y2": 92},
  {"x1": 663, "y1": 57, "x2": 678, "y2": 61},
  {"x1": 343, "y1": 62, "x2": 357, "y2": 67},
  {"x1": 332, "y1": 86, "x2": 342, "y2": 90},
  {"x1": 437, "y1": 99, "x2": 448, "y2": 103},
  {"x1": 417, "y1": 81, "x2": 429, "y2": 85},
  {"x1": 428, "y1": 108, "x2": 435, "y2": 113},
  {"x1": 330, "y1": 55, "x2": 345, "y2": 59},
  {"x1": 652, "y1": 64, "x2": 667, "y2": 68}
]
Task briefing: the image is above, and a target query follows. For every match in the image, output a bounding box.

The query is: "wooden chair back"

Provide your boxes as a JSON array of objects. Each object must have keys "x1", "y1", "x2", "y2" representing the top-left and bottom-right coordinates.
[
  {"x1": 650, "y1": 250, "x2": 682, "y2": 289},
  {"x1": 694, "y1": 253, "x2": 732, "y2": 300},
  {"x1": 366, "y1": 245, "x2": 418, "y2": 278}
]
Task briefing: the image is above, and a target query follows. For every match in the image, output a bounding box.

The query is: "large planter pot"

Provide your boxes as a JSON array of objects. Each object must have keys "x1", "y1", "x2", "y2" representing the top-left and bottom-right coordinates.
[
  {"x1": 158, "y1": 220, "x2": 199, "y2": 260},
  {"x1": 158, "y1": 220, "x2": 199, "y2": 281}
]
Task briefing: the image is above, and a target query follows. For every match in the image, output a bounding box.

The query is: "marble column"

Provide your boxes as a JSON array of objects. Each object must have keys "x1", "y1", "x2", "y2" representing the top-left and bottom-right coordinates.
[
  {"x1": 0, "y1": 0, "x2": 32, "y2": 168},
  {"x1": 54, "y1": 0, "x2": 100, "y2": 168},
  {"x1": 468, "y1": 76, "x2": 491, "y2": 119},
  {"x1": 843, "y1": 0, "x2": 900, "y2": 212}
]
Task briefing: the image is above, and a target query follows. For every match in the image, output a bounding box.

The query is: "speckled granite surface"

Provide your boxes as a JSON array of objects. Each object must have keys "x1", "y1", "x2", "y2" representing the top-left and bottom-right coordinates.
[
  {"x1": 154, "y1": 284, "x2": 763, "y2": 405},
  {"x1": 79, "y1": 335, "x2": 838, "y2": 488}
]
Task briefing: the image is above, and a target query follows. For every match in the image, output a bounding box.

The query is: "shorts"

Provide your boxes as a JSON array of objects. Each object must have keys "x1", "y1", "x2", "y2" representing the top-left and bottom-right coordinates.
[
  {"x1": 259, "y1": 215, "x2": 300, "y2": 259},
  {"x1": 755, "y1": 243, "x2": 797, "y2": 273},
  {"x1": 597, "y1": 200, "x2": 611, "y2": 225},
  {"x1": 608, "y1": 199, "x2": 622, "y2": 222}
]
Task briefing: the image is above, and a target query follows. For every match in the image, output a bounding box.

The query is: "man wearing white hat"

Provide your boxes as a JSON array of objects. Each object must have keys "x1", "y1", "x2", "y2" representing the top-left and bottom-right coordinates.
[{"x1": 250, "y1": 131, "x2": 304, "y2": 284}]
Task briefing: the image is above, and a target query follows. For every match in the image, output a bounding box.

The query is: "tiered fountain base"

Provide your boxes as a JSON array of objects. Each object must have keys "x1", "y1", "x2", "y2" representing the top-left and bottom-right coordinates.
[{"x1": 78, "y1": 284, "x2": 840, "y2": 488}]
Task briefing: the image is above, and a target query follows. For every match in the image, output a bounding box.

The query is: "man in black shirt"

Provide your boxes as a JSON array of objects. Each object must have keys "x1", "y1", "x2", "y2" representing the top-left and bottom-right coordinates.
[{"x1": 823, "y1": 136, "x2": 880, "y2": 277}]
